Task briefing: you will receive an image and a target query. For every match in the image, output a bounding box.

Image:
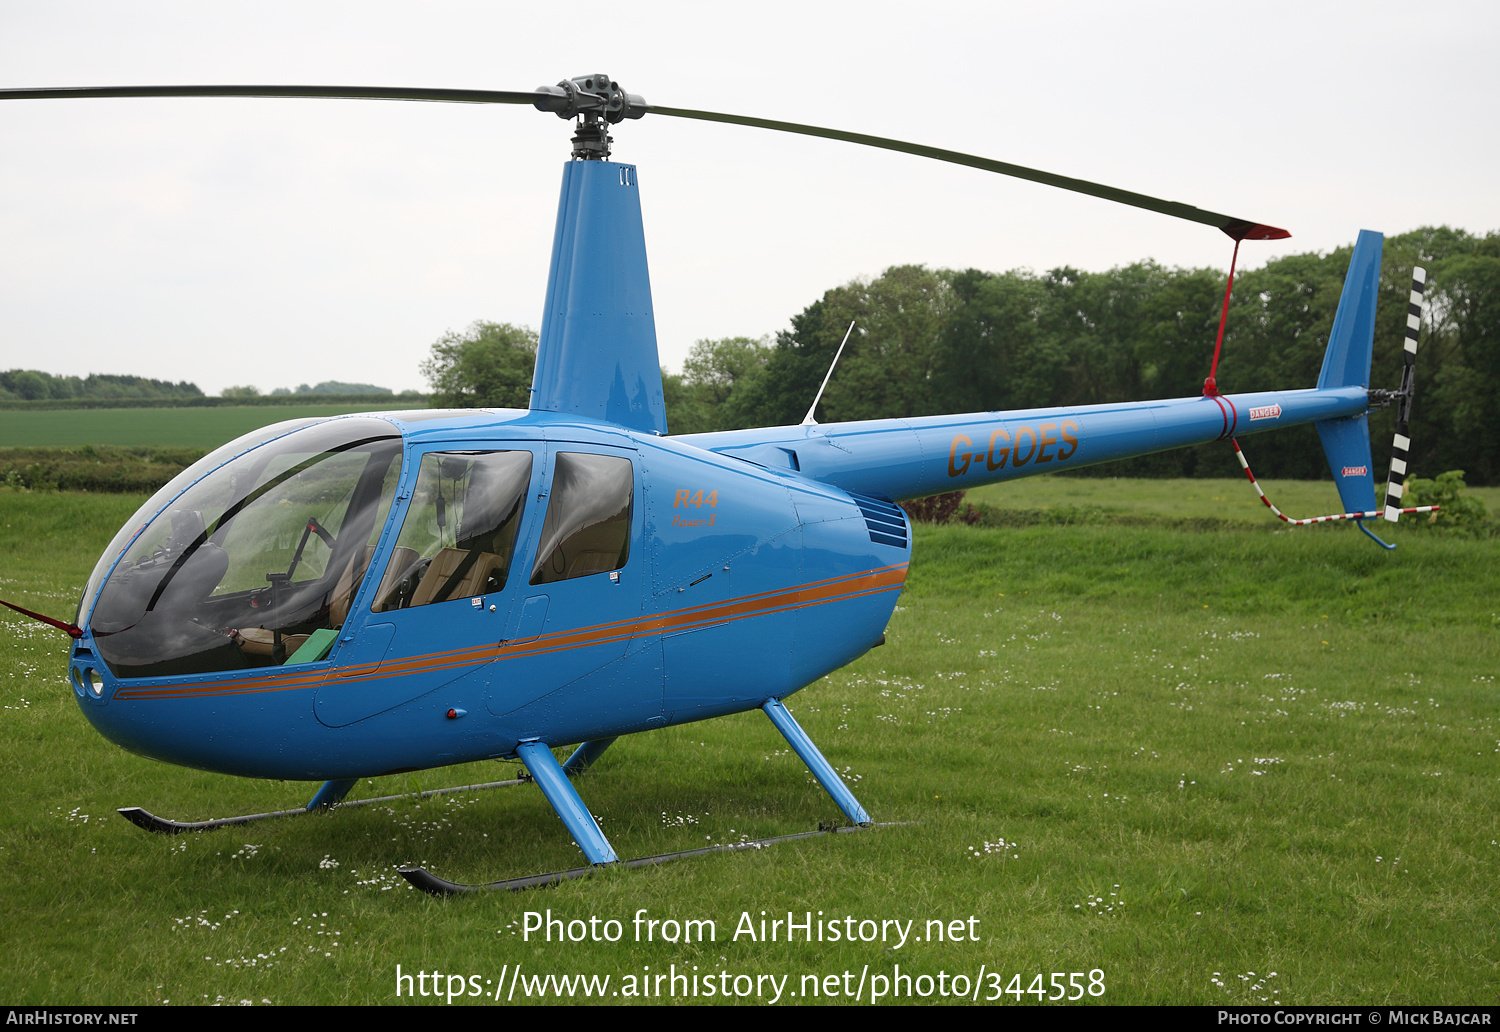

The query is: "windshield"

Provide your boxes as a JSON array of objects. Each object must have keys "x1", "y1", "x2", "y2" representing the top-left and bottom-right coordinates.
[
  {"x1": 76, "y1": 417, "x2": 324, "y2": 623},
  {"x1": 88, "y1": 418, "x2": 403, "y2": 679}
]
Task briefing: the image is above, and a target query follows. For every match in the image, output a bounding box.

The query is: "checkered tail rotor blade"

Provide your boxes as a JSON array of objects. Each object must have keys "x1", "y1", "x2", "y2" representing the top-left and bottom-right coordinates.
[{"x1": 1383, "y1": 268, "x2": 1428, "y2": 523}]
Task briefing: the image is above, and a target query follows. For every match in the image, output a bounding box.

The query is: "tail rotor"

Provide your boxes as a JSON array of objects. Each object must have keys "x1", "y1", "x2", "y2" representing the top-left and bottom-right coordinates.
[
  {"x1": 1233, "y1": 263, "x2": 1439, "y2": 544},
  {"x1": 1380, "y1": 268, "x2": 1428, "y2": 522}
]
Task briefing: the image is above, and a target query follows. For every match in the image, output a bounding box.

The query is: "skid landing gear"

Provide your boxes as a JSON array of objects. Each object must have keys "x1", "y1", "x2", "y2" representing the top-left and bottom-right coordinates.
[
  {"x1": 405, "y1": 697, "x2": 875, "y2": 895},
  {"x1": 115, "y1": 737, "x2": 617, "y2": 835},
  {"x1": 117, "y1": 775, "x2": 528, "y2": 834},
  {"x1": 400, "y1": 824, "x2": 883, "y2": 896},
  {"x1": 121, "y1": 700, "x2": 870, "y2": 894}
]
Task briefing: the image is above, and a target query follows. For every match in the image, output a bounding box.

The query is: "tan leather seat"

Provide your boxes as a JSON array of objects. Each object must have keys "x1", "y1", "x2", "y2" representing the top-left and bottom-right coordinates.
[
  {"x1": 565, "y1": 550, "x2": 622, "y2": 578},
  {"x1": 234, "y1": 629, "x2": 310, "y2": 658},
  {"x1": 328, "y1": 546, "x2": 376, "y2": 627},
  {"x1": 236, "y1": 546, "x2": 376, "y2": 658},
  {"x1": 369, "y1": 546, "x2": 420, "y2": 612},
  {"x1": 410, "y1": 548, "x2": 506, "y2": 607}
]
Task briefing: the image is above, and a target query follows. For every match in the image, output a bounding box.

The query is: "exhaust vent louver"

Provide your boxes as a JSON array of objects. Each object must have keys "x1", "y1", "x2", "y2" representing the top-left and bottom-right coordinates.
[{"x1": 849, "y1": 493, "x2": 909, "y2": 549}]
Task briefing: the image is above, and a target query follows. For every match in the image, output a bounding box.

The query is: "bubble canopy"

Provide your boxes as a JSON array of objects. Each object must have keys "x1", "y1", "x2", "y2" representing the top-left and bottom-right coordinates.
[{"x1": 86, "y1": 418, "x2": 403, "y2": 679}]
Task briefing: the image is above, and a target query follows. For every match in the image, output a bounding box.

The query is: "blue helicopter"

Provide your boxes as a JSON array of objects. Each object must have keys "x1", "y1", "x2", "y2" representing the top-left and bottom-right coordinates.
[{"x1": 1, "y1": 76, "x2": 1417, "y2": 893}]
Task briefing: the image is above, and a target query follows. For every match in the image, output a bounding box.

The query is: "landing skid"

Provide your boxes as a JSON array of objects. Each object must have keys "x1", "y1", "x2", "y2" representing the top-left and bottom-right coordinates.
[
  {"x1": 118, "y1": 738, "x2": 616, "y2": 835},
  {"x1": 400, "y1": 823, "x2": 887, "y2": 896},
  {"x1": 122, "y1": 698, "x2": 868, "y2": 893},
  {"x1": 402, "y1": 700, "x2": 887, "y2": 897},
  {"x1": 116, "y1": 775, "x2": 530, "y2": 835}
]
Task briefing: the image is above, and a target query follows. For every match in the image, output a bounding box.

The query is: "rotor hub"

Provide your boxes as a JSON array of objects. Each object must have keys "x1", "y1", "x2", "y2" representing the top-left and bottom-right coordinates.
[{"x1": 533, "y1": 74, "x2": 646, "y2": 160}]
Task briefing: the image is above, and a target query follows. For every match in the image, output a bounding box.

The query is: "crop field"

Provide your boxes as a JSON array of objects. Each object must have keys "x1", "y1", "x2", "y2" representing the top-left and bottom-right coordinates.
[
  {"x1": 0, "y1": 485, "x2": 1495, "y2": 1006},
  {"x1": 0, "y1": 404, "x2": 393, "y2": 449}
]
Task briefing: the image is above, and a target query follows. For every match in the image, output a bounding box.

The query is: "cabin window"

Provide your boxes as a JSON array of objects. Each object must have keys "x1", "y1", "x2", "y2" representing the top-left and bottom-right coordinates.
[
  {"x1": 530, "y1": 452, "x2": 633, "y2": 585},
  {"x1": 372, "y1": 450, "x2": 533, "y2": 611}
]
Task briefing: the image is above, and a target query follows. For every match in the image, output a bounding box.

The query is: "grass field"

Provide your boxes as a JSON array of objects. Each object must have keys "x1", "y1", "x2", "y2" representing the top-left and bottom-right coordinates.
[
  {"x1": 0, "y1": 485, "x2": 1495, "y2": 1006},
  {"x1": 0, "y1": 405, "x2": 400, "y2": 449},
  {"x1": 967, "y1": 475, "x2": 1500, "y2": 524}
]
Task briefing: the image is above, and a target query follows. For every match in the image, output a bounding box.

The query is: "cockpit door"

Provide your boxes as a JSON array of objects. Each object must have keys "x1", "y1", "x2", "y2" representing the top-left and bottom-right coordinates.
[
  {"x1": 483, "y1": 443, "x2": 664, "y2": 741},
  {"x1": 315, "y1": 443, "x2": 541, "y2": 728}
]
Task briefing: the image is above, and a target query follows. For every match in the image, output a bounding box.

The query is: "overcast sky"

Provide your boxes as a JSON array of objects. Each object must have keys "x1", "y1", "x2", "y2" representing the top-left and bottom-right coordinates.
[{"x1": 1, "y1": 1, "x2": 1496, "y2": 396}]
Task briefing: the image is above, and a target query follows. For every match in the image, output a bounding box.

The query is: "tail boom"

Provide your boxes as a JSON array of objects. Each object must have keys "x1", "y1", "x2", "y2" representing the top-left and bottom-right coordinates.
[
  {"x1": 682, "y1": 230, "x2": 1390, "y2": 510},
  {"x1": 682, "y1": 385, "x2": 1369, "y2": 502}
]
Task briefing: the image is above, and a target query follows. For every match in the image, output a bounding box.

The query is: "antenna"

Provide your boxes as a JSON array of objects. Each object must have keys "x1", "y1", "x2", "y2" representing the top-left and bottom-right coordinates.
[{"x1": 801, "y1": 321, "x2": 857, "y2": 426}]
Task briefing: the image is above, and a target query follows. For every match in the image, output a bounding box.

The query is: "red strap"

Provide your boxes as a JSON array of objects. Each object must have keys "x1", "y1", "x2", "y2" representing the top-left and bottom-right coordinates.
[
  {"x1": 1, "y1": 597, "x2": 84, "y2": 638},
  {"x1": 1203, "y1": 236, "x2": 1242, "y2": 397}
]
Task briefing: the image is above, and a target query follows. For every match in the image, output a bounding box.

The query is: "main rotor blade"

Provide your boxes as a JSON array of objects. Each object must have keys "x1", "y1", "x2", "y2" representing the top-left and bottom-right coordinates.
[
  {"x1": 0, "y1": 83, "x2": 1289, "y2": 240},
  {"x1": 0, "y1": 84, "x2": 543, "y2": 106},
  {"x1": 646, "y1": 104, "x2": 1289, "y2": 241}
]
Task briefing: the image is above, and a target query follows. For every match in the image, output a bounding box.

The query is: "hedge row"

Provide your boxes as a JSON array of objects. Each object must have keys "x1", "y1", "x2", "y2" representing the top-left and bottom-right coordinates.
[
  {"x1": 0, "y1": 393, "x2": 425, "y2": 412},
  {"x1": 0, "y1": 446, "x2": 204, "y2": 494}
]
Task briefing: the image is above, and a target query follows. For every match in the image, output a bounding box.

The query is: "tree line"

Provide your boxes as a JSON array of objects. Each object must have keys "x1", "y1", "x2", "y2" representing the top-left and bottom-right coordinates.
[
  {"x1": 0, "y1": 371, "x2": 203, "y2": 402},
  {"x1": 420, "y1": 225, "x2": 1498, "y2": 486},
  {"x1": 220, "y1": 380, "x2": 394, "y2": 398}
]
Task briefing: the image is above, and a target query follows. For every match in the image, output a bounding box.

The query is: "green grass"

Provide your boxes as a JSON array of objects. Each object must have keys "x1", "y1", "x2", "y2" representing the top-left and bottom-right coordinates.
[
  {"x1": 968, "y1": 473, "x2": 1500, "y2": 523},
  {"x1": 0, "y1": 486, "x2": 1496, "y2": 1005},
  {"x1": 0, "y1": 405, "x2": 399, "y2": 449}
]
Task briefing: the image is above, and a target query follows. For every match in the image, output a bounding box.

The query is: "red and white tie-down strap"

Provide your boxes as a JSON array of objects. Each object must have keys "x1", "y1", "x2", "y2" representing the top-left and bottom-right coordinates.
[{"x1": 1231, "y1": 439, "x2": 1437, "y2": 525}]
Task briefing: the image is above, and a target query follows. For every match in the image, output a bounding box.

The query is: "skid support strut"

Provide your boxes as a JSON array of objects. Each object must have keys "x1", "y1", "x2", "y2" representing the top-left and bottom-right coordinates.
[
  {"x1": 305, "y1": 778, "x2": 357, "y2": 810},
  {"x1": 516, "y1": 740, "x2": 618, "y2": 866},
  {"x1": 561, "y1": 737, "x2": 616, "y2": 776},
  {"x1": 763, "y1": 697, "x2": 871, "y2": 825}
]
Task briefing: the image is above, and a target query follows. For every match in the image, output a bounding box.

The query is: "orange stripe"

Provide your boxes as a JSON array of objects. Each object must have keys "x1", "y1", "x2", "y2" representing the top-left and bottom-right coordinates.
[{"x1": 113, "y1": 563, "x2": 908, "y2": 701}]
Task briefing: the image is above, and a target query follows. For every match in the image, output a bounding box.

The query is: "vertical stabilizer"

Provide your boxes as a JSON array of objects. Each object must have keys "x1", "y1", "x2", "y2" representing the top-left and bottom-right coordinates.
[
  {"x1": 1317, "y1": 230, "x2": 1383, "y2": 392},
  {"x1": 1315, "y1": 230, "x2": 1382, "y2": 516},
  {"x1": 530, "y1": 160, "x2": 668, "y2": 435}
]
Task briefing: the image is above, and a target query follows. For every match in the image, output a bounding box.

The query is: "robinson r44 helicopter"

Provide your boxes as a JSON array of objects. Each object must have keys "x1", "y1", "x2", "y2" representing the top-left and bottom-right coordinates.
[{"x1": 0, "y1": 76, "x2": 1434, "y2": 893}]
